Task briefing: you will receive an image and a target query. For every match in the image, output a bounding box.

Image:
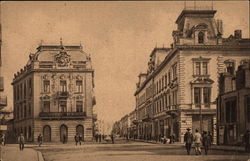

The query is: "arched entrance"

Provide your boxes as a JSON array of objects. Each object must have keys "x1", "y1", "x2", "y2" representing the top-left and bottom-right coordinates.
[
  {"x1": 60, "y1": 124, "x2": 68, "y2": 143},
  {"x1": 76, "y1": 125, "x2": 84, "y2": 141},
  {"x1": 43, "y1": 125, "x2": 51, "y2": 142}
]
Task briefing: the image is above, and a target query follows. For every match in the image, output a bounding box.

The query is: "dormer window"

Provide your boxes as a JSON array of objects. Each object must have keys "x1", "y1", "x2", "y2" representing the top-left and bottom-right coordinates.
[{"x1": 198, "y1": 32, "x2": 205, "y2": 44}]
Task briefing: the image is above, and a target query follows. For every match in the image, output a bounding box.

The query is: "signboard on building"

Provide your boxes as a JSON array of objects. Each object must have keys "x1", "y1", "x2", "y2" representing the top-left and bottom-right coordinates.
[{"x1": 0, "y1": 125, "x2": 7, "y2": 131}]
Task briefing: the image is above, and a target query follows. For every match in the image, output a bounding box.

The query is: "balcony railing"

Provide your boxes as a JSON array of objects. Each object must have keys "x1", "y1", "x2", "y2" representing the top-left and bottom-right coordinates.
[
  {"x1": 0, "y1": 95, "x2": 7, "y2": 107},
  {"x1": 39, "y1": 112, "x2": 86, "y2": 120},
  {"x1": 57, "y1": 91, "x2": 69, "y2": 98}
]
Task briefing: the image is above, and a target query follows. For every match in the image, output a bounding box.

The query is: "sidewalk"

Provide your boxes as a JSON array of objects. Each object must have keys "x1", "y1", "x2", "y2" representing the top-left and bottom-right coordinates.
[
  {"x1": 0, "y1": 144, "x2": 44, "y2": 161},
  {"x1": 132, "y1": 139, "x2": 246, "y2": 152}
]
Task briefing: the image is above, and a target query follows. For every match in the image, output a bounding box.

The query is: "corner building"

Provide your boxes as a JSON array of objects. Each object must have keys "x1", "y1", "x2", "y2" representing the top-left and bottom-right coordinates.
[
  {"x1": 134, "y1": 9, "x2": 250, "y2": 143},
  {"x1": 12, "y1": 42, "x2": 95, "y2": 142}
]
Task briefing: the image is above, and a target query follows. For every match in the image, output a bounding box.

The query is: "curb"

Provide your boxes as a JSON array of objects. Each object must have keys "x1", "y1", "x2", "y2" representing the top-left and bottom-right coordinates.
[{"x1": 37, "y1": 151, "x2": 45, "y2": 161}]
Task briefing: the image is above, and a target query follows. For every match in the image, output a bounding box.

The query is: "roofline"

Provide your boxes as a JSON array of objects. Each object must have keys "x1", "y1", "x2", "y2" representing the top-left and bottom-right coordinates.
[{"x1": 175, "y1": 10, "x2": 217, "y2": 24}]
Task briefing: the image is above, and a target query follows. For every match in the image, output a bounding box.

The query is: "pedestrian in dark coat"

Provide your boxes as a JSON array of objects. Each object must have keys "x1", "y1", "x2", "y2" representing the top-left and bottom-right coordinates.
[
  {"x1": 184, "y1": 128, "x2": 193, "y2": 155},
  {"x1": 95, "y1": 134, "x2": 98, "y2": 142},
  {"x1": 202, "y1": 131, "x2": 211, "y2": 155},
  {"x1": 74, "y1": 133, "x2": 79, "y2": 146},
  {"x1": 111, "y1": 134, "x2": 115, "y2": 144},
  {"x1": 18, "y1": 133, "x2": 25, "y2": 151},
  {"x1": 98, "y1": 134, "x2": 102, "y2": 142},
  {"x1": 243, "y1": 130, "x2": 250, "y2": 153},
  {"x1": 37, "y1": 134, "x2": 43, "y2": 147}
]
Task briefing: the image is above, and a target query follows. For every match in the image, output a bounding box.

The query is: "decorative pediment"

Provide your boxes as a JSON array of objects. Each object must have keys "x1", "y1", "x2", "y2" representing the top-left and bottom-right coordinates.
[
  {"x1": 195, "y1": 23, "x2": 208, "y2": 30},
  {"x1": 224, "y1": 59, "x2": 235, "y2": 63},
  {"x1": 190, "y1": 77, "x2": 214, "y2": 84},
  {"x1": 55, "y1": 48, "x2": 71, "y2": 67},
  {"x1": 40, "y1": 95, "x2": 50, "y2": 100},
  {"x1": 42, "y1": 74, "x2": 49, "y2": 80}
]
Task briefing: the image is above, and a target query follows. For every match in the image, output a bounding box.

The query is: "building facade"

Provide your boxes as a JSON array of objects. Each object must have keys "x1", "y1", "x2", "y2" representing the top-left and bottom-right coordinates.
[
  {"x1": 217, "y1": 61, "x2": 250, "y2": 145},
  {"x1": 133, "y1": 9, "x2": 250, "y2": 143},
  {"x1": 12, "y1": 41, "x2": 96, "y2": 142}
]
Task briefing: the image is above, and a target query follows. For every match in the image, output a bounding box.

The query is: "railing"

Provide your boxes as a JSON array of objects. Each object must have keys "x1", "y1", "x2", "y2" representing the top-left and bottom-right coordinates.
[
  {"x1": 0, "y1": 95, "x2": 7, "y2": 106},
  {"x1": 39, "y1": 112, "x2": 86, "y2": 119},
  {"x1": 57, "y1": 91, "x2": 69, "y2": 98}
]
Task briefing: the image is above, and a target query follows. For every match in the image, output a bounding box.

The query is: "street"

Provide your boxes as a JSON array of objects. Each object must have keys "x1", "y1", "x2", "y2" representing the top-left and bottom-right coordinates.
[{"x1": 33, "y1": 140, "x2": 250, "y2": 161}]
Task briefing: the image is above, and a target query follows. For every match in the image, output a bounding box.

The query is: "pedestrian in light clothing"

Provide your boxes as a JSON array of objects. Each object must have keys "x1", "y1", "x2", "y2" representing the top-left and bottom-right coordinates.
[
  {"x1": 202, "y1": 131, "x2": 211, "y2": 155},
  {"x1": 1, "y1": 134, "x2": 6, "y2": 146},
  {"x1": 194, "y1": 129, "x2": 202, "y2": 155},
  {"x1": 184, "y1": 128, "x2": 193, "y2": 155},
  {"x1": 37, "y1": 134, "x2": 43, "y2": 147},
  {"x1": 18, "y1": 133, "x2": 25, "y2": 151}
]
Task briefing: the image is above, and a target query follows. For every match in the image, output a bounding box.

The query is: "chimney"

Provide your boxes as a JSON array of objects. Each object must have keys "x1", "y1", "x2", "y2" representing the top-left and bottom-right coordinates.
[{"x1": 234, "y1": 30, "x2": 242, "y2": 39}]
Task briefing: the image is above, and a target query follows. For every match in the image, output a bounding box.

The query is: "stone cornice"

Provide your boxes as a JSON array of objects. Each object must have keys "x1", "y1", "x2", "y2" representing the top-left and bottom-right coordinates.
[
  {"x1": 12, "y1": 68, "x2": 94, "y2": 85},
  {"x1": 176, "y1": 44, "x2": 250, "y2": 51}
]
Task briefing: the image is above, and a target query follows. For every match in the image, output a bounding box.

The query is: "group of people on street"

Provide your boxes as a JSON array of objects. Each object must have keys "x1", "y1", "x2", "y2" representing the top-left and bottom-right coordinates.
[
  {"x1": 184, "y1": 128, "x2": 212, "y2": 155},
  {"x1": 74, "y1": 133, "x2": 83, "y2": 145},
  {"x1": 94, "y1": 134, "x2": 105, "y2": 143}
]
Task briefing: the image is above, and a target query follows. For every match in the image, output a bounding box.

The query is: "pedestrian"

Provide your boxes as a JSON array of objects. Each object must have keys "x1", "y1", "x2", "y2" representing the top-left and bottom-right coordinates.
[
  {"x1": 18, "y1": 133, "x2": 25, "y2": 151},
  {"x1": 202, "y1": 131, "x2": 211, "y2": 155},
  {"x1": 243, "y1": 130, "x2": 250, "y2": 153},
  {"x1": 207, "y1": 131, "x2": 212, "y2": 147},
  {"x1": 1, "y1": 133, "x2": 6, "y2": 146},
  {"x1": 194, "y1": 129, "x2": 202, "y2": 155},
  {"x1": 74, "y1": 133, "x2": 79, "y2": 146},
  {"x1": 98, "y1": 134, "x2": 101, "y2": 142},
  {"x1": 63, "y1": 134, "x2": 67, "y2": 144},
  {"x1": 95, "y1": 134, "x2": 98, "y2": 142},
  {"x1": 102, "y1": 134, "x2": 105, "y2": 141},
  {"x1": 184, "y1": 128, "x2": 193, "y2": 155},
  {"x1": 111, "y1": 134, "x2": 115, "y2": 144},
  {"x1": 79, "y1": 134, "x2": 82, "y2": 145},
  {"x1": 37, "y1": 133, "x2": 43, "y2": 147}
]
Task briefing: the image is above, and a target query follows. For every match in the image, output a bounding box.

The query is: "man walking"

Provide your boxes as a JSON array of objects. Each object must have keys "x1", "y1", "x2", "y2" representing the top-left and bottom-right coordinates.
[
  {"x1": 243, "y1": 130, "x2": 250, "y2": 153},
  {"x1": 74, "y1": 133, "x2": 79, "y2": 146},
  {"x1": 202, "y1": 131, "x2": 211, "y2": 155},
  {"x1": 184, "y1": 128, "x2": 193, "y2": 155},
  {"x1": 194, "y1": 129, "x2": 202, "y2": 155},
  {"x1": 37, "y1": 133, "x2": 43, "y2": 147},
  {"x1": 18, "y1": 133, "x2": 25, "y2": 151}
]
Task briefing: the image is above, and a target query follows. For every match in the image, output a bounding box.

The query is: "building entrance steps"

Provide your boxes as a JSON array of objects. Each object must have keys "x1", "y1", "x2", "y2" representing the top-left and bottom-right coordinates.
[{"x1": 0, "y1": 144, "x2": 44, "y2": 161}]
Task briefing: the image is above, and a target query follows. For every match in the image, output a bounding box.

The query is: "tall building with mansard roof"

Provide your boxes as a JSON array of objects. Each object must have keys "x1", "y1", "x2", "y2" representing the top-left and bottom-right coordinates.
[
  {"x1": 11, "y1": 40, "x2": 96, "y2": 142},
  {"x1": 134, "y1": 9, "x2": 250, "y2": 143}
]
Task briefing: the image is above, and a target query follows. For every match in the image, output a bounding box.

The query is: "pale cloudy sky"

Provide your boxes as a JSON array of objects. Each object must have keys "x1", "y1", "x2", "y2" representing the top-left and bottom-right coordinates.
[{"x1": 1, "y1": 1, "x2": 249, "y2": 124}]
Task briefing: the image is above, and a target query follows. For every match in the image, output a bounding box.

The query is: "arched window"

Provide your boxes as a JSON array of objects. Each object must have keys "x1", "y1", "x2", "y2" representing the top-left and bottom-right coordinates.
[
  {"x1": 60, "y1": 124, "x2": 68, "y2": 143},
  {"x1": 198, "y1": 32, "x2": 205, "y2": 44},
  {"x1": 76, "y1": 125, "x2": 84, "y2": 141}
]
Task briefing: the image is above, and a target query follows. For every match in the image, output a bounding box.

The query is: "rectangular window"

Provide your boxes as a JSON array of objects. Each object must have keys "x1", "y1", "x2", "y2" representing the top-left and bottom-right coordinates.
[
  {"x1": 76, "y1": 80, "x2": 83, "y2": 93},
  {"x1": 20, "y1": 83, "x2": 23, "y2": 99},
  {"x1": 59, "y1": 101, "x2": 67, "y2": 112},
  {"x1": 203, "y1": 87, "x2": 211, "y2": 106},
  {"x1": 29, "y1": 78, "x2": 32, "y2": 97},
  {"x1": 225, "y1": 99, "x2": 237, "y2": 123},
  {"x1": 165, "y1": 74, "x2": 168, "y2": 87},
  {"x1": 28, "y1": 103, "x2": 31, "y2": 116},
  {"x1": 43, "y1": 80, "x2": 50, "y2": 93},
  {"x1": 202, "y1": 62, "x2": 208, "y2": 75},
  {"x1": 24, "y1": 82, "x2": 26, "y2": 98},
  {"x1": 159, "y1": 80, "x2": 161, "y2": 92},
  {"x1": 24, "y1": 105, "x2": 27, "y2": 118},
  {"x1": 162, "y1": 77, "x2": 164, "y2": 90},
  {"x1": 60, "y1": 80, "x2": 67, "y2": 92},
  {"x1": 194, "y1": 87, "x2": 201, "y2": 106},
  {"x1": 172, "y1": 64, "x2": 177, "y2": 79},
  {"x1": 195, "y1": 62, "x2": 201, "y2": 75},
  {"x1": 76, "y1": 101, "x2": 83, "y2": 112},
  {"x1": 43, "y1": 101, "x2": 50, "y2": 112},
  {"x1": 168, "y1": 71, "x2": 171, "y2": 83}
]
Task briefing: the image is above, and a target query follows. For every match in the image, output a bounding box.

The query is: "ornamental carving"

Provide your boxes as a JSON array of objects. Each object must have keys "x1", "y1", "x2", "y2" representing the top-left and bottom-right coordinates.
[{"x1": 55, "y1": 49, "x2": 71, "y2": 67}]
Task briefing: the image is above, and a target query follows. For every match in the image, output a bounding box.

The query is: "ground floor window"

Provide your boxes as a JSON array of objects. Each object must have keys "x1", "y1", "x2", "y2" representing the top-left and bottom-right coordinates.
[{"x1": 43, "y1": 125, "x2": 51, "y2": 142}]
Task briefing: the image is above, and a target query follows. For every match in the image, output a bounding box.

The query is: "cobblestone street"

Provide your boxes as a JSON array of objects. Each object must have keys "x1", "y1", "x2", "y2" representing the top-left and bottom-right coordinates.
[{"x1": 34, "y1": 141, "x2": 250, "y2": 161}]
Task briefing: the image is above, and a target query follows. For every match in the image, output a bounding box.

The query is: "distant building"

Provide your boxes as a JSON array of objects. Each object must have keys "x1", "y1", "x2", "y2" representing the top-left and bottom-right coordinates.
[
  {"x1": 217, "y1": 60, "x2": 250, "y2": 145},
  {"x1": 0, "y1": 3, "x2": 9, "y2": 133},
  {"x1": 133, "y1": 9, "x2": 250, "y2": 143},
  {"x1": 11, "y1": 41, "x2": 96, "y2": 142}
]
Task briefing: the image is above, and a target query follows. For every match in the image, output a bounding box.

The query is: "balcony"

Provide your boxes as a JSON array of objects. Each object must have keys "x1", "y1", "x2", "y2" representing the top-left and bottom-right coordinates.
[
  {"x1": 0, "y1": 95, "x2": 7, "y2": 107},
  {"x1": 57, "y1": 91, "x2": 69, "y2": 98},
  {"x1": 39, "y1": 112, "x2": 86, "y2": 120}
]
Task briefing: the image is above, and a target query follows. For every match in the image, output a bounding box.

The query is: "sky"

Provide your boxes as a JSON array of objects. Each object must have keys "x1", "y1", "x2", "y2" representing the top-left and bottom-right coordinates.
[{"x1": 0, "y1": 1, "x2": 249, "y2": 125}]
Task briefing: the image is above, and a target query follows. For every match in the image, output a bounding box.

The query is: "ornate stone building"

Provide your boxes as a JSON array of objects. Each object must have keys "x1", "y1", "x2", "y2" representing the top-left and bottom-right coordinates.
[
  {"x1": 12, "y1": 41, "x2": 96, "y2": 142},
  {"x1": 134, "y1": 9, "x2": 250, "y2": 143}
]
